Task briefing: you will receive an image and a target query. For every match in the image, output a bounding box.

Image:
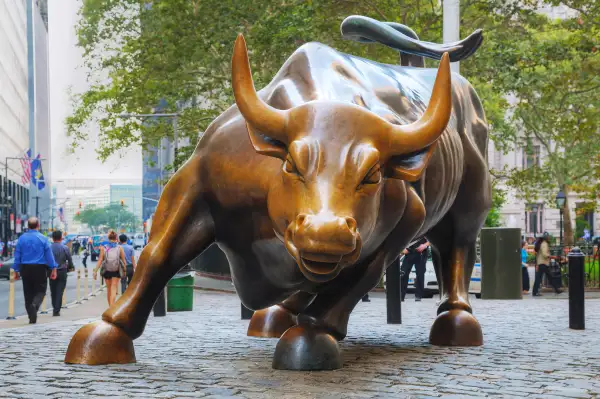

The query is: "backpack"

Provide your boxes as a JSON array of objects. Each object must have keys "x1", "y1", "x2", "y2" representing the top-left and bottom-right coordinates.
[{"x1": 102, "y1": 246, "x2": 125, "y2": 276}]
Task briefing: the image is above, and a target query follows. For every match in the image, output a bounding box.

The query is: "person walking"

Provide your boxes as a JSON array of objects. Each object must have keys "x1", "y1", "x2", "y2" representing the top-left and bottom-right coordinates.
[
  {"x1": 400, "y1": 237, "x2": 430, "y2": 302},
  {"x1": 521, "y1": 241, "x2": 530, "y2": 295},
  {"x1": 532, "y1": 232, "x2": 563, "y2": 296},
  {"x1": 119, "y1": 234, "x2": 137, "y2": 293},
  {"x1": 13, "y1": 217, "x2": 57, "y2": 324},
  {"x1": 82, "y1": 248, "x2": 89, "y2": 268},
  {"x1": 49, "y1": 230, "x2": 74, "y2": 316},
  {"x1": 93, "y1": 231, "x2": 126, "y2": 306}
]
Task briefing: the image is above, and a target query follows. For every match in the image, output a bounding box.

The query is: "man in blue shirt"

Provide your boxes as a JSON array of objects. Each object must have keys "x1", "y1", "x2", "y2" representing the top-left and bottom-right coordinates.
[
  {"x1": 14, "y1": 217, "x2": 57, "y2": 323},
  {"x1": 119, "y1": 234, "x2": 137, "y2": 292}
]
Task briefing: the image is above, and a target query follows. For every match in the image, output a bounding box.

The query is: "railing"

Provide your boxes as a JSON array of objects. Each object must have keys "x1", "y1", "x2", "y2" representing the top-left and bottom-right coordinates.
[{"x1": 546, "y1": 245, "x2": 599, "y2": 289}]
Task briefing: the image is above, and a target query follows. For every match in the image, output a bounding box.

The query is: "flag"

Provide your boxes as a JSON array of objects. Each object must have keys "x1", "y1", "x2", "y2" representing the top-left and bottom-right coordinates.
[
  {"x1": 20, "y1": 149, "x2": 32, "y2": 185},
  {"x1": 58, "y1": 207, "x2": 65, "y2": 223},
  {"x1": 31, "y1": 153, "x2": 45, "y2": 191}
]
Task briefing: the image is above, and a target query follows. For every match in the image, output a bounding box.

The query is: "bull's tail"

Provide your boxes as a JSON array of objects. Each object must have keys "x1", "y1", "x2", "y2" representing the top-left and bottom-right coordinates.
[{"x1": 340, "y1": 15, "x2": 483, "y2": 65}]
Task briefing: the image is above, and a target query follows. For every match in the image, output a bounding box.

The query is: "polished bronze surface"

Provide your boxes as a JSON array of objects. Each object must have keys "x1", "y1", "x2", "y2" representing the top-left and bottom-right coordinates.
[
  {"x1": 429, "y1": 309, "x2": 484, "y2": 346},
  {"x1": 272, "y1": 324, "x2": 342, "y2": 371},
  {"x1": 247, "y1": 305, "x2": 296, "y2": 338},
  {"x1": 64, "y1": 320, "x2": 136, "y2": 365},
  {"x1": 65, "y1": 18, "x2": 490, "y2": 369}
]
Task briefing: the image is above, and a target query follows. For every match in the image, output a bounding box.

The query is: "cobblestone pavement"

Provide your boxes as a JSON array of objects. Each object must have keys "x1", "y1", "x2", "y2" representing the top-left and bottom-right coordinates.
[{"x1": 1, "y1": 291, "x2": 599, "y2": 399}]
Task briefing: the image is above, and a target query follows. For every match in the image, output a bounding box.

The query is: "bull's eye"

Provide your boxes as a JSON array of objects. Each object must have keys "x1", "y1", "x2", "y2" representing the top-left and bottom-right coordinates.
[
  {"x1": 361, "y1": 165, "x2": 382, "y2": 186},
  {"x1": 283, "y1": 157, "x2": 302, "y2": 178}
]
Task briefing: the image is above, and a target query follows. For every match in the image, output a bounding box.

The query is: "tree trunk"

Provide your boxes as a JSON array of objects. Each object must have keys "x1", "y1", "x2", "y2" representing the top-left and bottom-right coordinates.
[{"x1": 562, "y1": 186, "x2": 574, "y2": 246}]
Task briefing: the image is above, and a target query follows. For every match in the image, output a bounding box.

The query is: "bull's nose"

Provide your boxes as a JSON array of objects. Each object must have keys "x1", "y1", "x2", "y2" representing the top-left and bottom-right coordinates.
[{"x1": 294, "y1": 213, "x2": 358, "y2": 256}]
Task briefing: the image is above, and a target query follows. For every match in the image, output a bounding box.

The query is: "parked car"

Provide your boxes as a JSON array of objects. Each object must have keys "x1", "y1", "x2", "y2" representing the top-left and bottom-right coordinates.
[
  {"x1": 0, "y1": 258, "x2": 15, "y2": 280},
  {"x1": 132, "y1": 233, "x2": 145, "y2": 249},
  {"x1": 90, "y1": 234, "x2": 109, "y2": 261},
  {"x1": 385, "y1": 255, "x2": 482, "y2": 299}
]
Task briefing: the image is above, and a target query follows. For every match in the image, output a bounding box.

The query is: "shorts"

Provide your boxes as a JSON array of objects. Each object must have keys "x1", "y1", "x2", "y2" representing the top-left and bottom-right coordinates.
[{"x1": 103, "y1": 270, "x2": 121, "y2": 279}]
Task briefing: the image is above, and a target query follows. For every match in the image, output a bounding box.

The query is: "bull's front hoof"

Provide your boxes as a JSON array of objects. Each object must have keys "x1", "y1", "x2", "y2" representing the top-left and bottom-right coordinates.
[
  {"x1": 272, "y1": 324, "x2": 342, "y2": 371},
  {"x1": 429, "y1": 309, "x2": 483, "y2": 346},
  {"x1": 65, "y1": 320, "x2": 136, "y2": 365},
  {"x1": 247, "y1": 305, "x2": 296, "y2": 338}
]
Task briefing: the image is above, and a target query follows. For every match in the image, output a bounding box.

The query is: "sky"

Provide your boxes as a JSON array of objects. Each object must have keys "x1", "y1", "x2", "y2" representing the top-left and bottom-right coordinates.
[{"x1": 48, "y1": 0, "x2": 142, "y2": 181}]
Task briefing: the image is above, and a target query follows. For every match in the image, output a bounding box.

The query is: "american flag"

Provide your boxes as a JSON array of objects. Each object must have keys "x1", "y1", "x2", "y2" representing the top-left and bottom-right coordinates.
[{"x1": 20, "y1": 149, "x2": 32, "y2": 185}]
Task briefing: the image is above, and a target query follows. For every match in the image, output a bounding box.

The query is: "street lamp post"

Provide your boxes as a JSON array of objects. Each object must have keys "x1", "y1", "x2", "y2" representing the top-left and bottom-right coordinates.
[{"x1": 555, "y1": 190, "x2": 566, "y2": 247}]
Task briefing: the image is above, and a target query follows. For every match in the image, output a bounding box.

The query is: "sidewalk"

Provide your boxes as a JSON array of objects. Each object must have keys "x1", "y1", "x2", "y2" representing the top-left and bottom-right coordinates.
[
  {"x1": 0, "y1": 290, "x2": 599, "y2": 398},
  {"x1": 0, "y1": 287, "x2": 109, "y2": 329}
]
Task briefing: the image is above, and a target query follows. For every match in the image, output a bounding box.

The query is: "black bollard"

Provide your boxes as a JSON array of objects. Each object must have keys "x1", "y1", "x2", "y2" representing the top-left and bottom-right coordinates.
[
  {"x1": 386, "y1": 257, "x2": 402, "y2": 324},
  {"x1": 568, "y1": 247, "x2": 585, "y2": 329},
  {"x1": 241, "y1": 303, "x2": 254, "y2": 320},
  {"x1": 153, "y1": 289, "x2": 167, "y2": 317}
]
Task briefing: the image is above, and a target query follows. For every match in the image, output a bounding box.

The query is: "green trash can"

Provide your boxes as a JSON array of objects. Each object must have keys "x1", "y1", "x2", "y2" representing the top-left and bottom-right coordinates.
[{"x1": 167, "y1": 272, "x2": 195, "y2": 312}]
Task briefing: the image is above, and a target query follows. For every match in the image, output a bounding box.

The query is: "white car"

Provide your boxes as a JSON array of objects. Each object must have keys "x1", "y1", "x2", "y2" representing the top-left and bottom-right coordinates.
[
  {"x1": 386, "y1": 256, "x2": 482, "y2": 299},
  {"x1": 132, "y1": 233, "x2": 146, "y2": 249}
]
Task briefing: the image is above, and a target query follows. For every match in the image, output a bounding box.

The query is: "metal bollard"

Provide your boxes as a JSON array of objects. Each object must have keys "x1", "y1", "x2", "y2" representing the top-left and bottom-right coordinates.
[
  {"x1": 83, "y1": 267, "x2": 89, "y2": 300},
  {"x1": 568, "y1": 247, "x2": 585, "y2": 330},
  {"x1": 76, "y1": 268, "x2": 82, "y2": 304},
  {"x1": 386, "y1": 257, "x2": 402, "y2": 324},
  {"x1": 241, "y1": 303, "x2": 254, "y2": 320},
  {"x1": 153, "y1": 289, "x2": 167, "y2": 317},
  {"x1": 62, "y1": 281, "x2": 67, "y2": 308},
  {"x1": 40, "y1": 287, "x2": 49, "y2": 315},
  {"x1": 6, "y1": 269, "x2": 16, "y2": 320},
  {"x1": 91, "y1": 269, "x2": 97, "y2": 296}
]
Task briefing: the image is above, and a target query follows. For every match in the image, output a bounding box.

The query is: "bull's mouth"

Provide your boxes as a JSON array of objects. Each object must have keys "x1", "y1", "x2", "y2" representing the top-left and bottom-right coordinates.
[{"x1": 284, "y1": 228, "x2": 361, "y2": 283}]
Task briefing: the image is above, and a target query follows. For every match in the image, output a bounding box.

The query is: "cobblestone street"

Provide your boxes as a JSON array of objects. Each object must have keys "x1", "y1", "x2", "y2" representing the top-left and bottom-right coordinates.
[{"x1": 1, "y1": 291, "x2": 599, "y2": 398}]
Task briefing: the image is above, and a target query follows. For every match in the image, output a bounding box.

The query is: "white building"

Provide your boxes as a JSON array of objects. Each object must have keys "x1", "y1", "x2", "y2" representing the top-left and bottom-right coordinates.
[{"x1": 0, "y1": 0, "x2": 51, "y2": 238}]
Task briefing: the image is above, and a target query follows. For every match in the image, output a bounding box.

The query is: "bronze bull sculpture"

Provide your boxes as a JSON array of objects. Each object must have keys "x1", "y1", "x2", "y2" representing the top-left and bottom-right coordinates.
[{"x1": 65, "y1": 17, "x2": 491, "y2": 370}]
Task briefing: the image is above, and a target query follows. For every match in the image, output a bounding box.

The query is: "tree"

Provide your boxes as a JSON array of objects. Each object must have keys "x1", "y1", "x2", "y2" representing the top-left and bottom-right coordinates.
[
  {"x1": 75, "y1": 204, "x2": 140, "y2": 233},
  {"x1": 484, "y1": 186, "x2": 507, "y2": 228},
  {"x1": 69, "y1": 1, "x2": 599, "y2": 243},
  {"x1": 67, "y1": 0, "x2": 535, "y2": 168},
  {"x1": 490, "y1": 5, "x2": 600, "y2": 244}
]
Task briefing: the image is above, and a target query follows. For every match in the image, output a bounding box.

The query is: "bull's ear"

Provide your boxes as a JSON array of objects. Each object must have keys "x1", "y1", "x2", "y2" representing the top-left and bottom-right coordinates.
[
  {"x1": 385, "y1": 144, "x2": 436, "y2": 182},
  {"x1": 246, "y1": 123, "x2": 288, "y2": 160}
]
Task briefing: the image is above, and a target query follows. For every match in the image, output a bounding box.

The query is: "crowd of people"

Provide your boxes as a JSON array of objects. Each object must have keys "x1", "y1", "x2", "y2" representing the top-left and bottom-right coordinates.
[{"x1": 11, "y1": 217, "x2": 139, "y2": 323}]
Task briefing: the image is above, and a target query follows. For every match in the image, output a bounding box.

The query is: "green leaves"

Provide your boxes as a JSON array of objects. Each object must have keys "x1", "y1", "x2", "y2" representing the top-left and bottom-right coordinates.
[
  {"x1": 70, "y1": 0, "x2": 600, "y2": 219},
  {"x1": 74, "y1": 204, "x2": 140, "y2": 233}
]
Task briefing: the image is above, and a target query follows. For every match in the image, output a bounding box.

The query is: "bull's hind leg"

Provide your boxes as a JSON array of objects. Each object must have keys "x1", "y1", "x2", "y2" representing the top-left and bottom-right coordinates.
[
  {"x1": 427, "y1": 179, "x2": 490, "y2": 345},
  {"x1": 428, "y1": 229, "x2": 482, "y2": 346},
  {"x1": 248, "y1": 292, "x2": 316, "y2": 338},
  {"x1": 65, "y1": 156, "x2": 215, "y2": 365}
]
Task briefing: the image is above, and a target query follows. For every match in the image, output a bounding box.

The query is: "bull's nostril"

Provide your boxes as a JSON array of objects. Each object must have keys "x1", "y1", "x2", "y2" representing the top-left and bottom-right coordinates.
[
  {"x1": 345, "y1": 217, "x2": 357, "y2": 234},
  {"x1": 296, "y1": 213, "x2": 308, "y2": 226}
]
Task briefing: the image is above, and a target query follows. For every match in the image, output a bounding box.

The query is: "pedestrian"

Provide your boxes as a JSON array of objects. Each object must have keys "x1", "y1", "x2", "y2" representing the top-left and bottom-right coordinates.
[
  {"x1": 119, "y1": 234, "x2": 137, "y2": 293},
  {"x1": 400, "y1": 237, "x2": 430, "y2": 302},
  {"x1": 13, "y1": 217, "x2": 57, "y2": 324},
  {"x1": 93, "y1": 231, "x2": 126, "y2": 306},
  {"x1": 82, "y1": 248, "x2": 89, "y2": 268},
  {"x1": 71, "y1": 238, "x2": 80, "y2": 255},
  {"x1": 532, "y1": 232, "x2": 563, "y2": 296},
  {"x1": 49, "y1": 230, "x2": 74, "y2": 316},
  {"x1": 521, "y1": 240, "x2": 530, "y2": 295}
]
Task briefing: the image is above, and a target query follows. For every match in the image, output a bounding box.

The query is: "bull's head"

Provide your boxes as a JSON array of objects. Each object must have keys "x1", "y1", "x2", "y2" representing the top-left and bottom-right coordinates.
[{"x1": 232, "y1": 35, "x2": 451, "y2": 283}]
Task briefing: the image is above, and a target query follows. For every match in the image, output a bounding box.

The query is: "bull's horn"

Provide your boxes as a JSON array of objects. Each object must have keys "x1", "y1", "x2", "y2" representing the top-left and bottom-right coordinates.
[
  {"x1": 390, "y1": 52, "x2": 452, "y2": 155},
  {"x1": 232, "y1": 34, "x2": 288, "y2": 143}
]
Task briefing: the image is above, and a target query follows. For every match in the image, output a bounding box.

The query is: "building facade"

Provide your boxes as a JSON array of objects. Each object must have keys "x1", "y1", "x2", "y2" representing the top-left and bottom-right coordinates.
[
  {"x1": 489, "y1": 140, "x2": 598, "y2": 241},
  {"x1": 1, "y1": 0, "x2": 50, "y2": 246}
]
